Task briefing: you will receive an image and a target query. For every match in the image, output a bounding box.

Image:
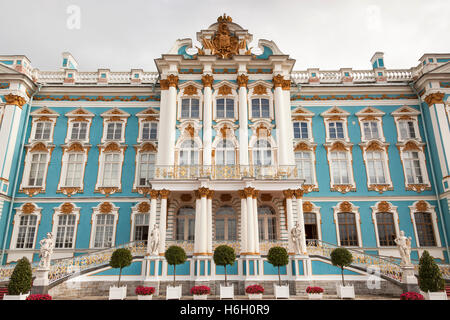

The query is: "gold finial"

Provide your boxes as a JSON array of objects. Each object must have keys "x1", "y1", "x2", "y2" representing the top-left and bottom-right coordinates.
[{"x1": 217, "y1": 14, "x2": 232, "y2": 23}]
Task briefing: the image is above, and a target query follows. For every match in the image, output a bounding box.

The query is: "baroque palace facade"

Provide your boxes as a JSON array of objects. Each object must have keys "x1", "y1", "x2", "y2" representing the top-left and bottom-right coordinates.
[{"x1": 0, "y1": 15, "x2": 449, "y2": 291}]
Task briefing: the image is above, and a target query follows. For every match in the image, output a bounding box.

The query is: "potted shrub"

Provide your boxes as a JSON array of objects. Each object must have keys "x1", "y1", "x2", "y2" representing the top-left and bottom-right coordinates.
[
  {"x1": 164, "y1": 245, "x2": 187, "y2": 300},
  {"x1": 306, "y1": 286, "x2": 324, "y2": 300},
  {"x1": 418, "y1": 250, "x2": 447, "y2": 300},
  {"x1": 108, "y1": 248, "x2": 132, "y2": 300},
  {"x1": 4, "y1": 257, "x2": 32, "y2": 300},
  {"x1": 213, "y1": 245, "x2": 236, "y2": 299},
  {"x1": 191, "y1": 285, "x2": 210, "y2": 300},
  {"x1": 400, "y1": 292, "x2": 424, "y2": 300},
  {"x1": 330, "y1": 247, "x2": 354, "y2": 299},
  {"x1": 135, "y1": 286, "x2": 155, "y2": 300},
  {"x1": 245, "y1": 284, "x2": 264, "y2": 300},
  {"x1": 26, "y1": 294, "x2": 52, "y2": 300},
  {"x1": 267, "y1": 246, "x2": 289, "y2": 299}
]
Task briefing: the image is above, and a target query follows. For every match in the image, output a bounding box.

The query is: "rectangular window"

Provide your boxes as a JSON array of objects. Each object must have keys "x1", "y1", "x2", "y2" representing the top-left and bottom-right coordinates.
[
  {"x1": 181, "y1": 98, "x2": 200, "y2": 119},
  {"x1": 70, "y1": 122, "x2": 88, "y2": 140},
  {"x1": 366, "y1": 151, "x2": 386, "y2": 184},
  {"x1": 142, "y1": 122, "x2": 158, "y2": 140},
  {"x1": 106, "y1": 122, "x2": 122, "y2": 140},
  {"x1": 16, "y1": 215, "x2": 37, "y2": 249},
  {"x1": 64, "y1": 153, "x2": 84, "y2": 187},
  {"x1": 404, "y1": 151, "x2": 423, "y2": 184},
  {"x1": 331, "y1": 151, "x2": 349, "y2": 184},
  {"x1": 34, "y1": 122, "x2": 52, "y2": 140},
  {"x1": 216, "y1": 98, "x2": 234, "y2": 118},
  {"x1": 55, "y1": 214, "x2": 76, "y2": 248},
  {"x1": 138, "y1": 153, "x2": 156, "y2": 186},
  {"x1": 295, "y1": 151, "x2": 313, "y2": 184},
  {"x1": 293, "y1": 122, "x2": 309, "y2": 139},
  {"x1": 414, "y1": 212, "x2": 436, "y2": 246},
  {"x1": 251, "y1": 98, "x2": 270, "y2": 118},
  {"x1": 102, "y1": 153, "x2": 120, "y2": 186},
  {"x1": 399, "y1": 121, "x2": 416, "y2": 140},
  {"x1": 94, "y1": 214, "x2": 114, "y2": 248},
  {"x1": 227, "y1": 219, "x2": 236, "y2": 240},
  {"x1": 215, "y1": 219, "x2": 225, "y2": 240},
  {"x1": 134, "y1": 214, "x2": 149, "y2": 241},
  {"x1": 363, "y1": 121, "x2": 380, "y2": 140},
  {"x1": 329, "y1": 122, "x2": 345, "y2": 139},
  {"x1": 28, "y1": 153, "x2": 47, "y2": 186}
]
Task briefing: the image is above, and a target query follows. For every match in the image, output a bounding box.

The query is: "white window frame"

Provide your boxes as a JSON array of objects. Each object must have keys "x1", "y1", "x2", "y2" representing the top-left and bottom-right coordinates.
[
  {"x1": 399, "y1": 146, "x2": 431, "y2": 190},
  {"x1": 95, "y1": 144, "x2": 125, "y2": 191},
  {"x1": 140, "y1": 122, "x2": 158, "y2": 141},
  {"x1": 130, "y1": 202, "x2": 151, "y2": 242},
  {"x1": 293, "y1": 121, "x2": 310, "y2": 140},
  {"x1": 333, "y1": 202, "x2": 362, "y2": 248},
  {"x1": 100, "y1": 108, "x2": 130, "y2": 144},
  {"x1": 20, "y1": 147, "x2": 52, "y2": 191},
  {"x1": 371, "y1": 202, "x2": 400, "y2": 248},
  {"x1": 252, "y1": 139, "x2": 274, "y2": 166},
  {"x1": 89, "y1": 202, "x2": 119, "y2": 249},
  {"x1": 32, "y1": 121, "x2": 53, "y2": 142},
  {"x1": 321, "y1": 107, "x2": 350, "y2": 143},
  {"x1": 51, "y1": 203, "x2": 81, "y2": 250},
  {"x1": 64, "y1": 107, "x2": 94, "y2": 144},
  {"x1": 179, "y1": 98, "x2": 201, "y2": 120},
  {"x1": 294, "y1": 150, "x2": 315, "y2": 185},
  {"x1": 135, "y1": 151, "x2": 156, "y2": 187},
  {"x1": 247, "y1": 82, "x2": 274, "y2": 122},
  {"x1": 10, "y1": 204, "x2": 42, "y2": 251},
  {"x1": 391, "y1": 106, "x2": 422, "y2": 143},
  {"x1": 299, "y1": 201, "x2": 322, "y2": 242},
  {"x1": 409, "y1": 201, "x2": 442, "y2": 248},
  {"x1": 58, "y1": 151, "x2": 87, "y2": 190}
]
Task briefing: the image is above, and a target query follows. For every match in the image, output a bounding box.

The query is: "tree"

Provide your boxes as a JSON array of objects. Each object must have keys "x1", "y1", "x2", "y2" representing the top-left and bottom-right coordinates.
[
  {"x1": 164, "y1": 246, "x2": 187, "y2": 286},
  {"x1": 109, "y1": 248, "x2": 132, "y2": 287},
  {"x1": 213, "y1": 245, "x2": 236, "y2": 286},
  {"x1": 418, "y1": 250, "x2": 445, "y2": 292},
  {"x1": 267, "y1": 246, "x2": 289, "y2": 286},
  {"x1": 330, "y1": 248, "x2": 353, "y2": 286},
  {"x1": 8, "y1": 257, "x2": 33, "y2": 295}
]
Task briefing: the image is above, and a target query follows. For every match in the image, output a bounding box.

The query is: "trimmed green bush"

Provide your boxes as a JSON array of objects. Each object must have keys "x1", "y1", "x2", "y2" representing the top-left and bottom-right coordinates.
[
  {"x1": 8, "y1": 257, "x2": 32, "y2": 295},
  {"x1": 330, "y1": 248, "x2": 353, "y2": 286},
  {"x1": 418, "y1": 250, "x2": 445, "y2": 293},
  {"x1": 213, "y1": 245, "x2": 236, "y2": 286},
  {"x1": 109, "y1": 248, "x2": 132, "y2": 287},
  {"x1": 267, "y1": 246, "x2": 289, "y2": 286},
  {"x1": 164, "y1": 246, "x2": 187, "y2": 286}
]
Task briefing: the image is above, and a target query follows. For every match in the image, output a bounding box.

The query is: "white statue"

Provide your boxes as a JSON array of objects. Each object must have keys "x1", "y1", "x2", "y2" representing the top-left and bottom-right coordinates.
[
  {"x1": 149, "y1": 224, "x2": 160, "y2": 255},
  {"x1": 290, "y1": 222, "x2": 303, "y2": 254},
  {"x1": 39, "y1": 232, "x2": 54, "y2": 269},
  {"x1": 394, "y1": 230, "x2": 412, "y2": 267}
]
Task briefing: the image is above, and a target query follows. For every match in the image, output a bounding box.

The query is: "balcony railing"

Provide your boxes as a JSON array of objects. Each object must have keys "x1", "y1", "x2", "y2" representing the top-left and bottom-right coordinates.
[{"x1": 152, "y1": 165, "x2": 299, "y2": 180}]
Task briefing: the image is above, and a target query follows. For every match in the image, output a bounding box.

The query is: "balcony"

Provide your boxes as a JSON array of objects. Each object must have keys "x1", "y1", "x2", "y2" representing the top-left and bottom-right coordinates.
[{"x1": 151, "y1": 165, "x2": 299, "y2": 180}]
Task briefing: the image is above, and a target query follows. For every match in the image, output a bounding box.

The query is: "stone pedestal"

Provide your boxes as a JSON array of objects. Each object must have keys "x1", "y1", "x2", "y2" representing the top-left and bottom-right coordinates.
[
  {"x1": 32, "y1": 268, "x2": 49, "y2": 294},
  {"x1": 142, "y1": 256, "x2": 162, "y2": 295},
  {"x1": 401, "y1": 265, "x2": 419, "y2": 293},
  {"x1": 290, "y1": 254, "x2": 310, "y2": 280}
]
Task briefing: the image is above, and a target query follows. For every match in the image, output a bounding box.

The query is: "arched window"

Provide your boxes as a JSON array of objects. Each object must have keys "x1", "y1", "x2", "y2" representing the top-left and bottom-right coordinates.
[
  {"x1": 376, "y1": 212, "x2": 396, "y2": 246},
  {"x1": 215, "y1": 206, "x2": 237, "y2": 241},
  {"x1": 176, "y1": 207, "x2": 195, "y2": 241},
  {"x1": 337, "y1": 212, "x2": 358, "y2": 246},
  {"x1": 253, "y1": 139, "x2": 272, "y2": 166},
  {"x1": 414, "y1": 212, "x2": 436, "y2": 246},
  {"x1": 258, "y1": 206, "x2": 277, "y2": 241},
  {"x1": 304, "y1": 212, "x2": 318, "y2": 243},
  {"x1": 216, "y1": 140, "x2": 235, "y2": 165},
  {"x1": 179, "y1": 140, "x2": 199, "y2": 166}
]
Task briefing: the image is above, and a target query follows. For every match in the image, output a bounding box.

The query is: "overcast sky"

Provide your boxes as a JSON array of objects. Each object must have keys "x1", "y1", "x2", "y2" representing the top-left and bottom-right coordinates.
[{"x1": 1, "y1": 0, "x2": 449, "y2": 72}]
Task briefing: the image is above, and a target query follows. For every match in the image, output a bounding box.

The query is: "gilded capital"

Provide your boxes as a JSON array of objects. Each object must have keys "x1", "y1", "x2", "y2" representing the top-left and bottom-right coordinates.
[
  {"x1": 294, "y1": 189, "x2": 304, "y2": 198},
  {"x1": 236, "y1": 74, "x2": 249, "y2": 88},
  {"x1": 4, "y1": 94, "x2": 26, "y2": 108},
  {"x1": 424, "y1": 92, "x2": 445, "y2": 106},
  {"x1": 282, "y1": 79, "x2": 291, "y2": 90},
  {"x1": 159, "y1": 189, "x2": 170, "y2": 199},
  {"x1": 160, "y1": 79, "x2": 169, "y2": 90},
  {"x1": 198, "y1": 187, "x2": 210, "y2": 197},
  {"x1": 167, "y1": 74, "x2": 179, "y2": 88},
  {"x1": 272, "y1": 74, "x2": 284, "y2": 87},
  {"x1": 238, "y1": 190, "x2": 246, "y2": 199},
  {"x1": 149, "y1": 189, "x2": 159, "y2": 199},
  {"x1": 207, "y1": 189, "x2": 215, "y2": 199},
  {"x1": 252, "y1": 189, "x2": 259, "y2": 199},
  {"x1": 283, "y1": 189, "x2": 295, "y2": 199},
  {"x1": 201, "y1": 74, "x2": 214, "y2": 87},
  {"x1": 243, "y1": 187, "x2": 254, "y2": 198}
]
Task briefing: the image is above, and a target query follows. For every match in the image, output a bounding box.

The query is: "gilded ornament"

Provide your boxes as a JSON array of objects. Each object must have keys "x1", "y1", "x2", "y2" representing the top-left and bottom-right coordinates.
[
  {"x1": 200, "y1": 18, "x2": 242, "y2": 59},
  {"x1": 137, "y1": 202, "x2": 150, "y2": 213},
  {"x1": 149, "y1": 189, "x2": 159, "y2": 199},
  {"x1": 218, "y1": 85, "x2": 232, "y2": 96},
  {"x1": 253, "y1": 84, "x2": 267, "y2": 95},
  {"x1": 104, "y1": 142, "x2": 122, "y2": 153},
  {"x1": 4, "y1": 94, "x2": 26, "y2": 108},
  {"x1": 294, "y1": 189, "x2": 304, "y2": 198},
  {"x1": 415, "y1": 200, "x2": 429, "y2": 212},
  {"x1": 160, "y1": 79, "x2": 169, "y2": 90},
  {"x1": 99, "y1": 202, "x2": 113, "y2": 214},
  {"x1": 22, "y1": 203, "x2": 36, "y2": 214},
  {"x1": 377, "y1": 201, "x2": 391, "y2": 212},
  {"x1": 272, "y1": 74, "x2": 284, "y2": 87},
  {"x1": 141, "y1": 143, "x2": 157, "y2": 152},
  {"x1": 198, "y1": 187, "x2": 210, "y2": 197},
  {"x1": 339, "y1": 201, "x2": 353, "y2": 212},
  {"x1": 159, "y1": 189, "x2": 170, "y2": 199},
  {"x1": 303, "y1": 201, "x2": 313, "y2": 212},
  {"x1": 167, "y1": 74, "x2": 179, "y2": 87},
  {"x1": 61, "y1": 203, "x2": 74, "y2": 214},
  {"x1": 30, "y1": 142, "x2": 49, "y2": 153},
  {"x1": 283, "y1": 189, "x2": 295, "y2": 199},
  {"x1": 236, "y1": 74, "x2": 248, "y2": 88},
  {"x1": 183, "y1": 85, "x2": 198, "y2": 96},
  {"x1": 424, "y1": 92, "x2": 445, "y2": 106},
  {"x1": 66, "y1": 142, "x2": 85, "y2": 153},
  {"x1": 243, "y1": 187, "x2": 254, "y2": 197},
  {"x1": 185, "y1": 124, "x2": 195, "y2": 138},
  {"x1": 201, "y1": 74, "x2": 214, "y2": 87}
]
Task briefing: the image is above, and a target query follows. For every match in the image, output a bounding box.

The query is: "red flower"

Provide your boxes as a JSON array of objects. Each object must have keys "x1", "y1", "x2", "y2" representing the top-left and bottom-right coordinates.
[
  {"x1": 245, "y1": 285, "x2": 264, "y2": 294},
  {"x1": 26, "y1": 294, "x2": 52, "y2": 300},
  {"x1": 135, "y1": 286, "x2": 155, "y2": 296},
  {"x1": 190, "y1": 286, "x2": 211, "y2": 295},
  {"x1": 400, "y1": 292, "x2": 424, "y2": 300},
  {"x1": 306, "y1": 286, "x2": 324, "y2": 294}
]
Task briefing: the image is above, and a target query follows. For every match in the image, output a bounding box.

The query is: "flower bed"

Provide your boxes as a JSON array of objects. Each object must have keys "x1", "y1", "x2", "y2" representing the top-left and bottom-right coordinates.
[
  {"x1": 400, "y1": 292, "x2": 424, "y2": 300},
  {"x1": 306, "y1": 286, "x2": 324, "y2": 294},
  {"x1": 190, "y1": 286, "x2": 211, "y2": 295},
  {"x1": 26, "y1": 294, "x2": 52, "y2": 300},
  {"x1": 245, "y1": 285, "x2": 264, "y2": 294},
  {"x1": 135, "y1": 286, "x2": 155, "y2": 296}
]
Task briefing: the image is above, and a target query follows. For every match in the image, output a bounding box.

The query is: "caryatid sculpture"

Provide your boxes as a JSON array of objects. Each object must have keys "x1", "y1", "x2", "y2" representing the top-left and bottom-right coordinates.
[
  {"x1": 394, "y1": 230, "x2": 412, "y2": 267},
  {"x1": 38, "y1": 232, "x2": 54, "y2": 269},
  {"x1": 149, "y1": 224, "x2": 160, "y2": 255}
]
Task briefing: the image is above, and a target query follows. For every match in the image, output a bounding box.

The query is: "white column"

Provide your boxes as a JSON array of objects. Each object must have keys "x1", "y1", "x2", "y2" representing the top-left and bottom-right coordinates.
[
  {"x1": 156, "y1": 88, "x2": 168, "y2": 166},
  {"x1": 237, "y1": 75, "x2": 249, "y2": 166},
  {"x1": 245, "y1": 188, "x2": 254, "y2": 254},
  {"x1": 295, "y1": 189, "x2": 307, "y2": 254},
  {"x1": 239, "y1": 191, "x2": 248, "y2": 253},
  {"x1": 252, "y1": 193, "x2": 260, "y2": 254},
  {"x1": 207, "y1": 190, "x2": 213, "y2": 254},
  {"x1": 273, "y1": 75, "x2": 290, "y2": 166},
  {"x1": 194, "y1": 191, "x2": 201, "y2": 253},
  {"x1": 284, "y1": 190, "x2": 294, "y2": 253},
  {"x1": 158, "y1": 190, "x2": 170, "y2": 255},
  {"x1": 167, "y1": 84, "x2": 178, "y2": 166},
  {"x1": 199, "y1": 188, "x2": 209, "y2": 254},
  {"x1": 283, "y1": 85, "x2": 295, "y2": 165},
  {"x1": 202, "y1": 76, "x2": 213, "y2": 166}
]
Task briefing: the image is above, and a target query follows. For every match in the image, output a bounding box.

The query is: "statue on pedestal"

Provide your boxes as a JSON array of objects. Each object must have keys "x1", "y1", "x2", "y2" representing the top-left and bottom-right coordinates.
[
  {"x1": 290, "y1": 222, "x2": 303, "y2": 255},
  {"x1": 38, "y1": 232, "x2": 54, "y2": 269},
  {"x1": 149, "y1": 224, "x2": 160, "y2": 255},
  {"x1": 394, "y1": 230, "x2": 412, "y2": 267}
]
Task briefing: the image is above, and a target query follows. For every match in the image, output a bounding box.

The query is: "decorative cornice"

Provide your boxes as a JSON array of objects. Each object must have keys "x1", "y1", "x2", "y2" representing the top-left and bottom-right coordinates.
[
  {"x1": 424, "y1": 92, "x2": 445, "y2": 106},
  {"x1": 35, "y1": 95, "x2": 159, "y2": 102}
]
